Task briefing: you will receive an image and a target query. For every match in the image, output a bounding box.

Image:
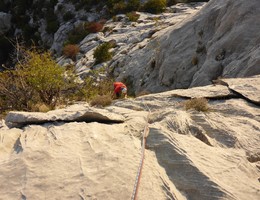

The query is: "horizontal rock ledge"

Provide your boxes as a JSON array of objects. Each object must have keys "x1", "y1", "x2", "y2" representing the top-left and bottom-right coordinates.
[{"x1": 5, "y1": 104, "x2": 125, "y2": 128}]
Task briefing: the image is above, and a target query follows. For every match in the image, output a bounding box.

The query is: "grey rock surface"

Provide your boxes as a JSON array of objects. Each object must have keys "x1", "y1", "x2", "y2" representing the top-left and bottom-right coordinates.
[
  {"x1": 117, "y1": 0, "x2": 260, "y2": 94},
  {"x1": 0, "y1": 76, "x2": 260, "y2": 200},
  {"x1": 0, "y1": 12, "x2": 11, "y2": 34},
  {"x1": 222, "y1": 75, "x2": 260, "y2": 104}
]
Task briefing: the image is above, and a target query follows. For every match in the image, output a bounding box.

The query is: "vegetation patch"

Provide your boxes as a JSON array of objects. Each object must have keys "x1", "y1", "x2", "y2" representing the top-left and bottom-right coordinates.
[
  {"x1": 86, "y1": 22, "x2": 104, "y2": 33},
  {"x1": 184, "y1": 98, "x2": 209, "y2": 112},
  {"x1": 0, "y1": 49, "x2": 73, "y2": 111},
  {"x1": 93, "y1": 42, "x2": 114, "y2": 64},
  {"x1": 63, "y1": 44, "x2": 80, "y2": 60},
  {"x1": 142, "y1": 0, "x2": 167, "y2": 14},
  {"x1": 65, "y1": 23, "x2": 89, "y2": 45},
  {"x1": 90, "y1": 94, "x2": 112, "y2": 107},
  {"x1": 126, "y1": 12, "x2": 140, "y2": 22},
  {"x1": 63, "y1": 11, "x2": 75, "y2": 21},
  {"x1": 192, "y1": 56, "x2": 198, "y2": 65}
]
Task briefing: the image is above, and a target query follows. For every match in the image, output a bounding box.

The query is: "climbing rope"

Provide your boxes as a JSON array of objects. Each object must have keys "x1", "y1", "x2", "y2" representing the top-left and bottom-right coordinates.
[{"x1": 131, "y1": 101, "x2": 151, "y2": 200}]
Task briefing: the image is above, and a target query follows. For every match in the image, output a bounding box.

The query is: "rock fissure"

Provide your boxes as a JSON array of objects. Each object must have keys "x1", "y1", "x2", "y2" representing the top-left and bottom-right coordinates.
[{"x1": 227, "y1": 87, "x2": 260, "y2": 107}]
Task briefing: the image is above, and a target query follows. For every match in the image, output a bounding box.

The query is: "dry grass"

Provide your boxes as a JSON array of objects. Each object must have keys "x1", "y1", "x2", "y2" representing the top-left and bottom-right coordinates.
[
  {"x1": 90, "y1": 95, "x2": 112, "y2": 107},
  {"x1": 184, "y1": 98, "x2": 209, "y2": 112},
  {"x1": 192, "y1": 56, "x2": 198, "y2": 65},
  {"x1": 86, "y1": 22, "x2": 104, "y2": 33},
  {"x1": 63, "y1": 44, "x2": 80, "y2": 60},
  {"x1": 31, "y1": 103, "x2": 52, "y2": 112}
]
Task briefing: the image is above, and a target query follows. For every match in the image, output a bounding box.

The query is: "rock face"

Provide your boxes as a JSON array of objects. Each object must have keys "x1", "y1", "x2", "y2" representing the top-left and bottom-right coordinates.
[
  {"x1": 0, "y1": 76, "x2": 259, "y2": 200},
  {"x1": 0, "y1": 12, "x2": 11, "y2": 34},
  {"x1": 57, "y1": 3, "x2": 206, "y2": 80},
  {"x1": 117, "y1": 0, "x2": 260, "y2": 94}
]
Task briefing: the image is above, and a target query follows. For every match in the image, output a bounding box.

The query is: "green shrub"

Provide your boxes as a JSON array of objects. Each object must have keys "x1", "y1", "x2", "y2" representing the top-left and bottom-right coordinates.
[
  {"x1": 93, "y1": 42, "x2": 113, "y2": 64},
  {"x1": 126, "y1": 0, "x2": 141, "y2": 12},
  {"x1": 63, "y1": 11, "x2": 75, "y2": 21},
  {"x1": 45, "y1": 9, "x2": 59, "y2": 34},
  {"x1": 46, "y1": 20, "x2": 59, "y2": 34},
  {"x1": 21, "y1": 50, "x2": 68, "y2": 105},
  {"x1": 0, "y1": 49, "x2": 73, "y2": 111},
  {"x1": 183, "y1": 0, "x2": 209, "y2": 2},
  {"x1": 66, "y1": 23, "x2": 89, "y2": 44},
  {"x1": 106, "y1": 0, "x2": 127, "y2": 14},
  {"x1": 70, "y1": 75, "x2": 114, "y2": 102},
  {"x1": 63, "y1": 44, "x2": 80, "y2": 60},
  {"x1": 184, "y1": 98, "x2": 209, "y2": 112},
  {"x1": 142, "y1": 0, "x2": 167, "y2": 14},
  {"x1": 113, "y1": 1, "x2": 127, "y2": 14},
  {"x1": 126, "y1": 12, "x2": 140, "y2": 22},
  {"x1": 0, "y1": 69, "x2": 34, "y2": 111}
]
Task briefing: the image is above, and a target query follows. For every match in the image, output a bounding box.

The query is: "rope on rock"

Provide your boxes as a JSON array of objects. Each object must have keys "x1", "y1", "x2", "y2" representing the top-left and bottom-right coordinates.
[{"x1": 131, "y1": 102, "x2": 151, "y2": 200}]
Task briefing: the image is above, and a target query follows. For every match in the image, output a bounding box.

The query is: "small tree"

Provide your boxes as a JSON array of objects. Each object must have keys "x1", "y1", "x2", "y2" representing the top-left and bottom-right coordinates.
[
  {"x1": 0, "y1": 49, "x2": 71, "y2": 111},
  {"x1": 20, "y1": 50, "x2": 67, "y2": 105},
  {"x1": 142, "y1": 0, "x2": 167, "y2": 14},
  {"x1": 93, "y1": 42, "x2": 113, "y2": 64}
]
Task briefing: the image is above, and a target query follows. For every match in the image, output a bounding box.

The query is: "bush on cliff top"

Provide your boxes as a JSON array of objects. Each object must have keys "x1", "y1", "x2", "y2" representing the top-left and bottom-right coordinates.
[{"x1": 0, "y1": 49, "x2": 72, "y2": 111}]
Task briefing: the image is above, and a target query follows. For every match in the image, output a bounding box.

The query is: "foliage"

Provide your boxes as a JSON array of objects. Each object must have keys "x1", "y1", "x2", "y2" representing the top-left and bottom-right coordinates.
[
  {"x1": 30, "y1": 102, "x2": 52, "y2": 112},
  {"x1": 0, "y1": 69, "x2": 34, "y2": 111},
  {"x1": 69, "y1": 74, "x2": 114, "y2": 103},
  {"x1": 142, "y1": 0, "x2": 167, "y2": 14},
  {"x1": 46, "y1": 20, "x2": 59, "y2": 34},
  {"x1": 93, "y1": 42, "x2": 113, "y2": 64},
  {"x1": 19, "y1": 50, "x2": 68, "y2": 105},
  {"x1": 0, "y1": 37, "x2": 13, "y2": 67},
  {"x1": 126, "y1": 12, "x2": 140, "y2": 22},
  {"x1": 63, "y1": 44, "x2": 80, "y2": 60},
  {"x1": 184, "y1": 98, "x2": 209, "y2": 112},
  {"x1": 90, "y1": 94, "x2": 112, "y2": 107},
  {"x1": 63, "y1": 11, "x2": 75, "y2": 21},
  {"x1": 106, "y1": 0, "x2": 127, "y2": 14},
  {"x1": 86, "y1": 22, "x2": 104, "y2": 33},
  {"x1": 66, "y1": 23, "x2": 89, "y2": 45},
  {"x1": 0, "y1": 49, "x2": 73, "y2": 111},
  {"x1": 45, "y1": 8, "x2": 59, "y2": 34},
  {"x1": 166, "y1": 0, "x2": 178, "y2": 6},
  {"x1": 183, "y1": 0, "x2": 209, "y2": 2},
  {"x1": 126, "y1": 0, "x2": 141, "y2": 12}
]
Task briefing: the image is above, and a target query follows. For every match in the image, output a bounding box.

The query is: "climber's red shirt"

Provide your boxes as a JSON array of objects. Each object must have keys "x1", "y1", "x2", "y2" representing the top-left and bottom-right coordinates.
[{"x1": 114, "y1": 82, "x2": 127, "y2": 93}]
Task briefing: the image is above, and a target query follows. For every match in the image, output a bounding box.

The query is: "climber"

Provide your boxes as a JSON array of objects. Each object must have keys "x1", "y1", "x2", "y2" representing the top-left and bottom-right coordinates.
[{"x1": 113, "y1": 82, "x2": 127, "y2": 99}]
